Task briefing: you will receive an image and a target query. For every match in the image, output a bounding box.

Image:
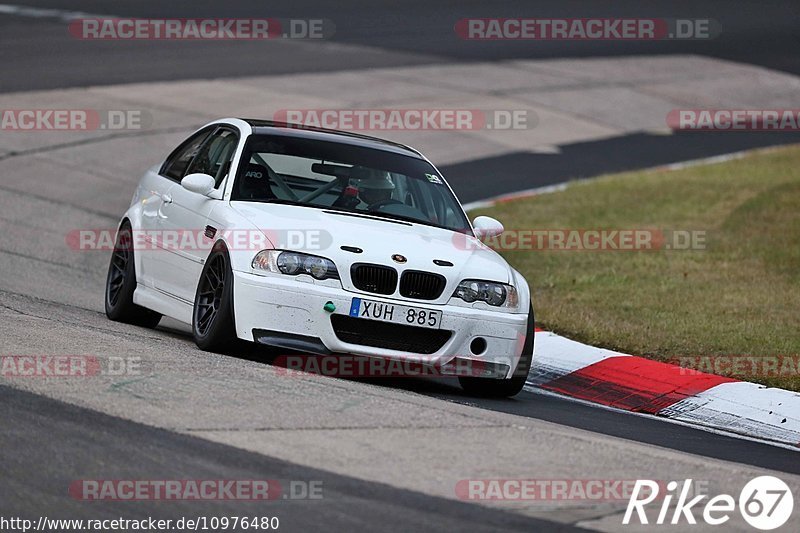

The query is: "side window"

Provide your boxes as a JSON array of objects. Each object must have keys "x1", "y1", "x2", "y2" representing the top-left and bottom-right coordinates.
[
  {"x1": 185, "y1": 128, "x2": 238, "y2": 188},
  {"x1": 161, "y1": 128, "x2": 213, "y2": 181}
]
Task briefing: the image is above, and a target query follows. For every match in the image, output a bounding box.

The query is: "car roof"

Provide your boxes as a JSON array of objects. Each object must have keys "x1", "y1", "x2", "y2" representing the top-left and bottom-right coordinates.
[{"x1": 239, "y1": 119, "x2": 425, "y2": 159}]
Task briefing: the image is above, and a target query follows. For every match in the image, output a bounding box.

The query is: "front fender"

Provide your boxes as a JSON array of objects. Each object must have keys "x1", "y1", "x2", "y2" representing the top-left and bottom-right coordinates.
[
  {"x1": 510, "y1": 266, "x2": 532, "y2": 317},
  {"x1": 206, "y1": 202, "x2": 276, "y2": 274}
]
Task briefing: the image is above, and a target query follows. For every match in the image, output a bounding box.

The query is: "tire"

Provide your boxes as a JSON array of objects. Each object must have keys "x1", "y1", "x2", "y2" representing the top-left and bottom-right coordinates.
[
  {"x1": 458, "y1": 305, "x2": 534, "y2": 398},
  {"x1": 192, "y1": 245, "x2": 237, "y2": 352},
  {"x1": 104, "y1": 221, "x2": 162, "y2": 328}
]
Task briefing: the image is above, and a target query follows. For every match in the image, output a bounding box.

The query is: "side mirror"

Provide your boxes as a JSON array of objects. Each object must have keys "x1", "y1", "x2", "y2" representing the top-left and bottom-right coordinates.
[
  {"x1": 181, "y1": 173, "x2": 216, "y2": 196},
  {"x1": 472, "y1": 216, "x2": 504, "y2": 239}
]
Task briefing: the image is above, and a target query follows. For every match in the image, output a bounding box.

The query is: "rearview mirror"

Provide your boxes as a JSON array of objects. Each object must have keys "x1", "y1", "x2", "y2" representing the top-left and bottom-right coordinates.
[
  {"x1": 472, "y1": 216, "x2": 504, "y2": 239},
  {"x1": 311, "y1": 162, "x2": 352, "y2": 178},
  {"x1": 181, "y1": 173, "x2": 216, "y2": 196}
]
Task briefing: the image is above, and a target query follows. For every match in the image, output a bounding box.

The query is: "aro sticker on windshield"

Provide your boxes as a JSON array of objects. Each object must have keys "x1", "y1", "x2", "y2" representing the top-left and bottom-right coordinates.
[{"x1": 425, "y1": 173, "x2": 443, "y2": 185}]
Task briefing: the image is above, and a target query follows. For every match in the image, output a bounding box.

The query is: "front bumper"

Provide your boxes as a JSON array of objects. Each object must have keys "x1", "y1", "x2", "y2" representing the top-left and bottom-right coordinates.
[{"x1": 232, "y1": 271, "x2": 529, "y2": 379}]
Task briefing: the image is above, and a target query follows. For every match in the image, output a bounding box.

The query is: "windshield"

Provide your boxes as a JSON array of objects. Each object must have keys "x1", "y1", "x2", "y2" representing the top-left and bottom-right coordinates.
[{"x1": 231, "y1": 134, "x2": 471, "y2": 233}]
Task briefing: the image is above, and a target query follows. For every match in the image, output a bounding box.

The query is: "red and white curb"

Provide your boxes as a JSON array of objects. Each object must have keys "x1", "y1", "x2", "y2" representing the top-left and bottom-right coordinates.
[
  {"x1": 527, "y1": 330, "x2": 800, "y2": 448},
  {"x1": 464, "y1": 148, "x2": 800, "y2": 448}
]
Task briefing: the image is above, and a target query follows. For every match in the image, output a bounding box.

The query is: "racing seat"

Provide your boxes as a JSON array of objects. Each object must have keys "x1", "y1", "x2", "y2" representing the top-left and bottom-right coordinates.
[{"x1": 238, "y1": 163, "x2": 277, "y2": 201}]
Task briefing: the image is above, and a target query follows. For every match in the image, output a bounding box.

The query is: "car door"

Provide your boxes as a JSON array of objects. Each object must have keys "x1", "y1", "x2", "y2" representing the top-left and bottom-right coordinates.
[
  {"x1": 156, "y1": 126, "x2": 239, "y2": 303},
  {"x1": 139, "y1": 127, "x2": 213, "y2": 289}
]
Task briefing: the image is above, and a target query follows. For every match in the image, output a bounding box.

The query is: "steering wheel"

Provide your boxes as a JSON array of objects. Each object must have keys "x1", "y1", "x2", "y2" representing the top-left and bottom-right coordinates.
[{"x1": 368, "y1": 199, "x2": 404, "y2": 211}]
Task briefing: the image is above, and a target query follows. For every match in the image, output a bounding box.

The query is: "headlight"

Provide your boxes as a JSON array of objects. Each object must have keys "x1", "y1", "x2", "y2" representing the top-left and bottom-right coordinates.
[
  {"x1": 252, "y1": 250, "x2": 339, "y2": 280},
  {"x1": 453, "y1": 279, "x2": 518, "y2": 308}
]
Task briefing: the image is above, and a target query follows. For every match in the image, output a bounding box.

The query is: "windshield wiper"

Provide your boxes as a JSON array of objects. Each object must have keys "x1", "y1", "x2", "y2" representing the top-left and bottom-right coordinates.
[
  {"x1": 235, "y1": 200, "x2": 461, "y2": 233},
  {"x1": 347, "y1": 209, "x2": 452, "y2": 231},
  {"x1": 323, "y1": 209, "x2": 412, "y2": 226},
  {"x1": 241, "y1": 198, "x2": 307, "y2": 206}
]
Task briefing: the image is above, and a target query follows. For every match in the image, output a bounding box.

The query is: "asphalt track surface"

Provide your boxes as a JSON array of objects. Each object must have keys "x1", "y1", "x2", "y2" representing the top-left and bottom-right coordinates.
[
  {"x1": 442, "y1": 130, "x2": 800, "y2": 203},
  {"x1": 3, "y1": 0, "x2": 800, "y2": 202},
  {"x1": 1, "y1": 0, "x2": 799, "y2": 92},
  {"x1": 0, "y1": 385, "x2": 576, "y2": 532},
  {"x1": 1, "y1": 1, "x2": 800, "y2": 531}
]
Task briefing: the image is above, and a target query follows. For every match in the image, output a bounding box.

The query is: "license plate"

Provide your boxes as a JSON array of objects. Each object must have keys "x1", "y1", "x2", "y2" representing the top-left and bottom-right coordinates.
[{"x1": 349, "y1": 297, "x2": 442, "y2": 329}]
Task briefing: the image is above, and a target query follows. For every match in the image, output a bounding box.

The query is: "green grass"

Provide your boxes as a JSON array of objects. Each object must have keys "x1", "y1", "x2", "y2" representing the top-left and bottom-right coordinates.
[{"x1": 472, "y1": 145, "x2": 800, "y2": 390}]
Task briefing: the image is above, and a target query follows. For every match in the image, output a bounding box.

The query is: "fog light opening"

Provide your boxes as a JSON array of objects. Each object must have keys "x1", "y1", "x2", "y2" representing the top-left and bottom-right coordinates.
[{"x1": 470, "y1": 337, "x2": 487, "y2": 355}]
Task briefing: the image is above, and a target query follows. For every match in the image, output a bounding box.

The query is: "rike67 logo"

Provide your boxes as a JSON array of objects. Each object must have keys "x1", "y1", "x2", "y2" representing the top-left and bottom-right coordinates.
[{"x1": 624, "y1": 477, "x2": 794, "y2": 530}]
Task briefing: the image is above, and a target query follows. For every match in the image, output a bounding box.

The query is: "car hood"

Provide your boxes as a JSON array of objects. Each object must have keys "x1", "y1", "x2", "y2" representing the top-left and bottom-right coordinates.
[{"x1": 231, "y1": 202, "x2": 512, "y2": 285}]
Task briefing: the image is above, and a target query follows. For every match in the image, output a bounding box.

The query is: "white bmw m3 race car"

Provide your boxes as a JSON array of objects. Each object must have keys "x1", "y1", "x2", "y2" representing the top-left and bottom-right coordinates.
[{"x1": 105, "y1": 118, "x2": 534, "y2": 396}]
